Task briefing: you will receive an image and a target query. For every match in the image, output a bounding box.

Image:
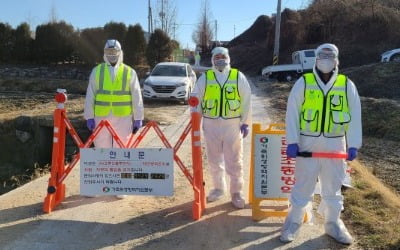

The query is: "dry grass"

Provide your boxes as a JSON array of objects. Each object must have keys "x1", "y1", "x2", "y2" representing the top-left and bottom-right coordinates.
[
  {"x1": 343, "y1": 161, "x2": 400, "y2": 249},
  {"x1": 361, "y1": 97, "x2": 400, "y2": 142}
]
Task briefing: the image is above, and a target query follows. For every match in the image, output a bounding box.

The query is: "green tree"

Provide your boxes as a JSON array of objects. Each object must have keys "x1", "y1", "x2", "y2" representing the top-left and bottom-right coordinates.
[
  {"x1": 0, "y1": 22, "x2": 14, "y2": 63},
  {"x1": 124, "y1": 24, "x2": 147, "y2": 66},
  {"x1": 103, "y1": 22, "x2": 127, "y2": 43},
  {"x1": 12, "y1": 23, "x2": 33, "y2": 63},
  {"x1": 170, "y1": 39, "x2": 180, "y2": 50},
  {"x1": 77, "y1": 27, "x2": 106, "y2": 64},
  {"x1": 146, "y1": 29, "x2": 172, "y2": 68},
  {"x1": 34, "y1": 21, "x2": 75, "y2": 64}
]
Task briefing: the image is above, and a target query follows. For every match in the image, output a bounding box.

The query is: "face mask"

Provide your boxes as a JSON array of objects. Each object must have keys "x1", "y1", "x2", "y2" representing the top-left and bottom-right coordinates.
[
  {"x1": 316, "y1": 59, "x2": 335, "y2": 73},
  {"x1": 106, "y1": 55, "x2": 119, "y2": 64},
  {"x1": 104, "y1": 48, "x2": 121, "y2": 65},
  {"x1": 214, "y1": 59, "x2": 228, "y2": 70}
]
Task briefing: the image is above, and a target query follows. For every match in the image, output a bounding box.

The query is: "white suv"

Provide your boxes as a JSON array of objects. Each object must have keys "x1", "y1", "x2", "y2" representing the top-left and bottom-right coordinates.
[{"x1": 142, "y1": 62, "x2": 197, "y2": 104}]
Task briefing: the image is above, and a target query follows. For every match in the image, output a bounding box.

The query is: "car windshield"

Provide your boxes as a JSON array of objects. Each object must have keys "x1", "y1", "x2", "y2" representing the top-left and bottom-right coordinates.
[
  {"x1": 304, "y1": 50, "x2": 316, "y2": 57},
  {"x1": 151, "y1": 65, "x2": 187, "y2": 77}
]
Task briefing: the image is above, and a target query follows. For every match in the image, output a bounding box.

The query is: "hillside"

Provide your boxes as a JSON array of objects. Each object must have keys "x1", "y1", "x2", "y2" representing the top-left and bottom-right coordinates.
[
  {"x1": 227, "y1": 0, "x2": 400, "y2": 74},
  {"x1": 344, "y1": 62, "x2": 400, "y2": 193}
]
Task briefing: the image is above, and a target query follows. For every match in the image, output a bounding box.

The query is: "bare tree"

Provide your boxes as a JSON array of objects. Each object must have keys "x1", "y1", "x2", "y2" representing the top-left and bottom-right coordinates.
[
  {"x1": 49, "y1": 0, "x2": 57, "y2": 23},
  {"x1": 153, "y1": 0, "x2": 177, "y2": 38},
  {"x1": 192, "y1": 0, "x2": 214, "y2": 53}
]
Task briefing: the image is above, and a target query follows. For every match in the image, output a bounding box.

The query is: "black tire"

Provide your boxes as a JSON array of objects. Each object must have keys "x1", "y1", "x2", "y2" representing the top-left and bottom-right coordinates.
[
  {"x1": 277, "y1": 72, "x2": 294, "y2": 82},
  {"x1": 277, "y1": 73, "x2": 285, "y2": 82}
]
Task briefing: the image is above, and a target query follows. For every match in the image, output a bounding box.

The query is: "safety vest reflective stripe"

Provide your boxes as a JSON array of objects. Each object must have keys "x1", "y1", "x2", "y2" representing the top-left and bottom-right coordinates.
[
  {"x1": 96, "y1": 90, "x2": 131, "y2": 95},
  {"x1": 94, "y1": 63, "x2": 133, "y2": 117},
  {"x1": 202, "y1": 68, "x2": 241, "y2": 119},
  {"x1": 94, "y1": 101, "x2": 132, "y2": 106},
  {"x1": 300, "y1": 73, "x2": 350, "y2": 137}
]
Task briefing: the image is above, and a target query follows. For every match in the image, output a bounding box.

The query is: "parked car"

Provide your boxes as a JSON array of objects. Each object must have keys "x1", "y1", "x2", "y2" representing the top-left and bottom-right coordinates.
[
  {"x1": 381, "y1": 48, "x2": 400, "y2": 62},
  {"x1": 142, "y1": 62, "x2": 197, "y2": 104}
]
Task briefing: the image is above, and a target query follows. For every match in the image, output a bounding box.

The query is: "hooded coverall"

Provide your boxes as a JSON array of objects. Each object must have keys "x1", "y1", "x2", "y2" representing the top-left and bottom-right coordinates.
[
  {"x1": 192, "y1": 58, "x2": 252, "y2": 196},
  {"x1": 84, "y1": 49, "x2": 144, "y2": 148},
  {"x1": 285, "y1": 66, "x2": 362, "y2": 225}
]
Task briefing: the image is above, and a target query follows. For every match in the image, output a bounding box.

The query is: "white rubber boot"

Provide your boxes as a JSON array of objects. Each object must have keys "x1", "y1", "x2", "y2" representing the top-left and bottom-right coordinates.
[
  {"x1": 325, "y1": 219, "x2": 353, "y2": 244},
  {"x1": 207, "y1": 189, "x2": 225, "y2": 202},
  {"x1": 280, "y1": 205, "x2": 305, "y2": 243},
  {"x1": 324, "y1": 204, "x2": 353, "y2": 244},
  {"x1": 231, "y1": 192, "x2": 245, "y2": 209}
]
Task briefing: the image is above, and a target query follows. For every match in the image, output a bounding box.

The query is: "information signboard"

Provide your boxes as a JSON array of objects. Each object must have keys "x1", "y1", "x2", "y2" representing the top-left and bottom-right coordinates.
[
  {"x1": 80, "y1": 148, "x2": 174, "y2": 196},
  {"x1": 253, "y1": 133, "x2": 295, "y2": 198}
]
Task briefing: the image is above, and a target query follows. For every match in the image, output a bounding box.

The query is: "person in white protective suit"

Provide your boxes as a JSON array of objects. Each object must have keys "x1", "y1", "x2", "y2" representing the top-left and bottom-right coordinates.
[
  {"x1": 194, "y1": 51, "x2": 201, "y2": 66},
  {"x1": 84, "y1": 39, "x2": 144, "y2": 199},
  {"x1": 280, "y1": 43, "x2": 362, "y2": 244},
  {"x1": 191, "y1": 47, "x2": 252, "y2": 209}
]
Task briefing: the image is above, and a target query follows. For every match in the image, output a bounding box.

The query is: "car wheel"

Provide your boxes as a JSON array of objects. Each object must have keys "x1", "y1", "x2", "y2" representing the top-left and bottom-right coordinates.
[
  {"x1": 391, "y1": 54, "x2": 400, "y2": 62},
  {"x1": 277, "y1": 73, "x2": 285, "y2": 82}
]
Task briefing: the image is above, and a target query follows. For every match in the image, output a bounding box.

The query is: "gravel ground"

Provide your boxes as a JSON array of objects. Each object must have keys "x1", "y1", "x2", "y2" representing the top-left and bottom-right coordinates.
[{"x1": 0, "y1": 77, "x2": 356, "y2": 249}]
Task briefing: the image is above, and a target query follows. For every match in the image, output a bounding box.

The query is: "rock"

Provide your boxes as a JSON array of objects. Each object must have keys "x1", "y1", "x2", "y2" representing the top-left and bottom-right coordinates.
[
  {"x1": 15, "y1": 130, "x2": 31, "y2": 143},
  {"x1": 15, "y1": 116, "x2": 33, "y2": 133}
]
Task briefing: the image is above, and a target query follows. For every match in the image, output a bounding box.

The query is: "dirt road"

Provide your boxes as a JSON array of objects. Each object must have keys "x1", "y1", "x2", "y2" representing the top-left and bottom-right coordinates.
[{"x1": 0, "y1": 78, "x2": 355, "y2": 249}]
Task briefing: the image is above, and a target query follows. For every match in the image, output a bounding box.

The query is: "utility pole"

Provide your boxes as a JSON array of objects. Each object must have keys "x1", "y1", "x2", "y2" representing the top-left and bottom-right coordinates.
[
  {"x1": 273, "y1": 0, "x2": 282, "y2": 65},
  {"x1": 160, "y1": 0, "x2": 165, "y2": 32},
  {"x1": 148, "y1": 0, "x2": 153, "y2": 33},
  {"x1": 215, "y1": 20, "x2": 218, "y2": 41},
  {"x1": 234, "y1": 24, "x2": 236, "y2": 38}
]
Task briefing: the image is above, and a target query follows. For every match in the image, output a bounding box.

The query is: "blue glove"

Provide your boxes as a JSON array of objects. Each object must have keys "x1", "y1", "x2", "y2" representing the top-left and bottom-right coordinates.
[
  {"x1": 240, "y1": 124, "x2": 249, "y2": 138},
  {"x1": 347, "y1": 147, "x2": 357, "y2": 161},
  {"x1": 86, "y1": 118, "x2": 95, "y2": 131},
  {"x1": 132, "y1": 120, "x2": 143, "y2": 134},
  {"x1": 287, "y1": 143, "x2": 299, "y2": 158}
]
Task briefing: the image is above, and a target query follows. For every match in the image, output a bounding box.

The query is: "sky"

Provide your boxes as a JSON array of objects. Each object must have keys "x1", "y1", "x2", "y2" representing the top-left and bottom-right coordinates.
[{"x1": 0, "y1": 0, "x2": 311, "y2": 50}]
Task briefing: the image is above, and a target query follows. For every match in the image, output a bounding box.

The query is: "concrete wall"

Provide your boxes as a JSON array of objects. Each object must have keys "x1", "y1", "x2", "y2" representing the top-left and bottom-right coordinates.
[{"x1": 0, "y1": 115, "x2": 90, "y2": 194}]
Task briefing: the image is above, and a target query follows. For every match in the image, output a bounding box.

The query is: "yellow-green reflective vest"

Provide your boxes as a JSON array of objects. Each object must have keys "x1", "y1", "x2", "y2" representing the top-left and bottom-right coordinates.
[
  {"x1": 300, "y1": 73, "x2": 351, "y2": 137},
  {"x1": 201, "y1": 68, "x2": 241, "y2": 119},
  {"x1": 94, "y1": 63, "x2": 133, "y2": 117}
]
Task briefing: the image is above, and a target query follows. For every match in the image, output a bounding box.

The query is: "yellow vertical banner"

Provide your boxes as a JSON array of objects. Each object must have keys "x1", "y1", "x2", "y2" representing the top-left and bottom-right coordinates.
[{"x1": 249, "y1": 123, "x2": 296, "y2": 221}]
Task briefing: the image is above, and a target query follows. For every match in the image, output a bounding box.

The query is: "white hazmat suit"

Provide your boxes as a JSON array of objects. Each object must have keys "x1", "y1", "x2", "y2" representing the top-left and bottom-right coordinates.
[
  {"x1": 281, "y1": 43, "x2": 362, "y2": 244},
  {"x1": 84, "y1": 39, "x2": 144, "y2": 148},
  {"x1": 194, "y1": 52, "x2": 201, "y2": 66},
  {"x1": 191, "y1": 47, "x2": 252, "y2": 209}
]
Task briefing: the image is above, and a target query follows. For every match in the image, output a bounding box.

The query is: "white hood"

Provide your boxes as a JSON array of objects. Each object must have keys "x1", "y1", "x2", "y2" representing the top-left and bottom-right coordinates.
[{"x1": 146, "y1": 76, "x2": 188, "y2": 86}]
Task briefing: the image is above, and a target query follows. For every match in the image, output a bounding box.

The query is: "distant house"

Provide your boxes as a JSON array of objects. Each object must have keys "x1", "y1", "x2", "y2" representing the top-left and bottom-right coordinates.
[{"x1": 172, "y1": 49, "x2": 192, "y2": 63}]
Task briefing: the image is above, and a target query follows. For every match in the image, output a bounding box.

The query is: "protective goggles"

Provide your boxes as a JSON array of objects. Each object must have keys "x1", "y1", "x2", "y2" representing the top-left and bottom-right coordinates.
[
  {"x1": 317, "y1": 51, "x2": 337, "y2": 60},
  {"x1": 214, "y1": 53, "x2": 227, "y2": 60},
  {"x1": 104, "y1": 48, "x2": 121, "y2": 56}
]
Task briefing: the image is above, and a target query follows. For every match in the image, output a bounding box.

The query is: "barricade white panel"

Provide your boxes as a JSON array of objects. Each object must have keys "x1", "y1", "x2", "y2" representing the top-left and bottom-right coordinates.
[{"x1": 80, "y1": 148, "x2": 174, "y2": 196}]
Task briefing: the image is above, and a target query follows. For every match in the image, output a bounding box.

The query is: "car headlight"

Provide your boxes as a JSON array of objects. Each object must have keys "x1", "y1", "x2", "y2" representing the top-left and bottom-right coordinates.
[
  {"x1": 143, "y1": 80, "x2": 152, "y2": 86},
  {"x1": 176, "y1": 81, "x2": 187, "y2": 87}
]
